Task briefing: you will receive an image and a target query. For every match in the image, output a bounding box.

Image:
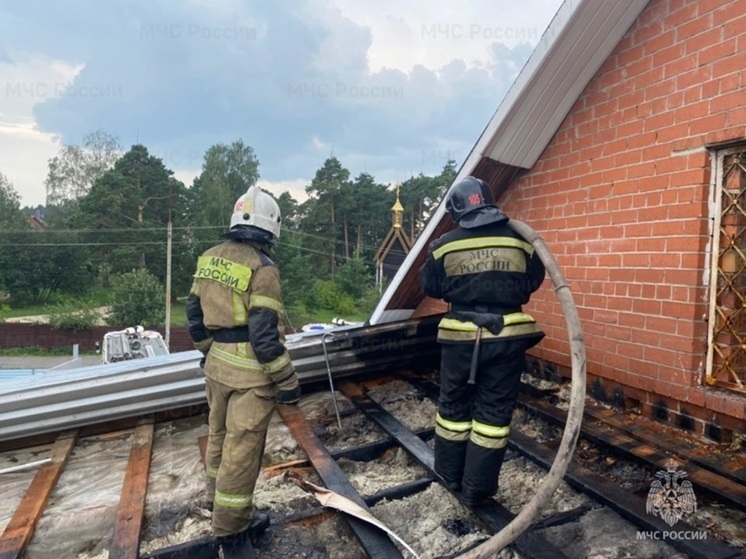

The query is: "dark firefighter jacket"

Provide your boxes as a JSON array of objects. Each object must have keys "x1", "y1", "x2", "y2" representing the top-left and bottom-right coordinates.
[
  {"x1": 419, "y1": 218, "x2": 546, "y2": 344},
  {"x1": 186, "y1": 240, "x2": 295, "y2": 389}
]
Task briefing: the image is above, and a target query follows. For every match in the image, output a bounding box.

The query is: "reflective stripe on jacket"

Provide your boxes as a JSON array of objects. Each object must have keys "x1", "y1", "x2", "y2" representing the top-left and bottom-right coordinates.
[
  {"x1": 437, "y1": 312, "x2": 541, "y2": 343},
  {"x1": 419, "y1": 220, "x2": 545, "y2": 344}
]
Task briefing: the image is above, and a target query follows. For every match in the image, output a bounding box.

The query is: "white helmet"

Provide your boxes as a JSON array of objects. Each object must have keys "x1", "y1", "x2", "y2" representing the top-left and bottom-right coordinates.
[{"x1": 229, "y1": 186, "x2": 282, "y2": 238}]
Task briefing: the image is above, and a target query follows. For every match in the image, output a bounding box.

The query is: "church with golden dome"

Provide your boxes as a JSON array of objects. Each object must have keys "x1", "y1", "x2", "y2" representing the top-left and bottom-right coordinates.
[{"x1": 374, "y1": 183, "x2": 412, "y2": 289}]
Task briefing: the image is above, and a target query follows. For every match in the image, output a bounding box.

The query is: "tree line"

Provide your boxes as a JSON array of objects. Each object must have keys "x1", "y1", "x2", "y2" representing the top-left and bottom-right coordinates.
[{"x1": 0, "y1": 131, "x2": 456, "y2": 326}]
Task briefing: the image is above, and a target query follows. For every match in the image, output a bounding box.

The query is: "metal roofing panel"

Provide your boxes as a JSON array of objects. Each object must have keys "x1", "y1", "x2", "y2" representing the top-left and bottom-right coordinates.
[
  {"x1": 482, "y1": 0, "x2": 649, "y2": 168},
  {"x1": 0, "y1": 318, "x2": 440, "y2": 443}
]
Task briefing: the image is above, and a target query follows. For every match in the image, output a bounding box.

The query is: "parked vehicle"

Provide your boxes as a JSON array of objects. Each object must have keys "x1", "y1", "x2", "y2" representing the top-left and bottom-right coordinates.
[{"x1": 101, "y1": 326, "x2": 169, "y2": 364}]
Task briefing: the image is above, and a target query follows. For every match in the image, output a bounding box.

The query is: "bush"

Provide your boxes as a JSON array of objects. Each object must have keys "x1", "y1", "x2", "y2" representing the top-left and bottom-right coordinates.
[
  {"x1": 358, "y1": 284, "x2": 384, "y2": 314},
  {"x1": 307, "y1": 280, "x2": 342, "y2": 310},
  {"x1": 109, "y1": 269, "x2": 165, "y2": 328},
  {"x1": 334, "y1": 294, "x2": 357, "y2": 316},
  {"x1": 48, "y1": 298, "x2": 101, "y2": 331}
]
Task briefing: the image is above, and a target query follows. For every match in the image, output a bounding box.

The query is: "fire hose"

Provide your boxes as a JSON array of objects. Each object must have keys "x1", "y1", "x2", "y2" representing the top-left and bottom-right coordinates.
[{"x1": 456, "y1": 219, "x2": 587, "y2": 559}]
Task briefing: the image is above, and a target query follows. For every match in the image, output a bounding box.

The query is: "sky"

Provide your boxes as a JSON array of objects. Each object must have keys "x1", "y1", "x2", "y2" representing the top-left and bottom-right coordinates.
[{"x1": 0, "y1": 0, "x2": 564, "y2": 208}]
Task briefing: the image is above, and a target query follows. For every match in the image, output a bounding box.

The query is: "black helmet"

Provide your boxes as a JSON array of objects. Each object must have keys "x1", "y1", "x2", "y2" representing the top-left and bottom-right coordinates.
[{"x1": 445, "y1": 176, "x2": 508, "y2": 228}]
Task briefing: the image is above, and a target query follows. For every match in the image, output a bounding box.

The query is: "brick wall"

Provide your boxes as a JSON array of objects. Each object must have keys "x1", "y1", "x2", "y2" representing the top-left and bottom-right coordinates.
[{"x1": 494, "y1": 0, "x2": 746, "y2": 439}]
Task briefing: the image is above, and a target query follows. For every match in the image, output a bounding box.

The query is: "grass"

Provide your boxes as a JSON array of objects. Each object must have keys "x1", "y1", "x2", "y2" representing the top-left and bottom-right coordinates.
[
  {"x1": 1, "y1": 291, "x2": 371, "y2": 331},
  {"x1": 169, "y1": 301, "x2": 188, "y2": 327},
  {"x1": 0, "y1": 287, "x2": 113, "y2": 320}
]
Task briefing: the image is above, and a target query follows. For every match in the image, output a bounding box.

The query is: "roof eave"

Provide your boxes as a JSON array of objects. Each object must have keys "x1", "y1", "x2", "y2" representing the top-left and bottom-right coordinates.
[
  {"x1": 481, "y1": 0, "x2": 650, "y2": 168},
  {"x1": 369, "y1": 0, "x2": 650, "y2": 325}
]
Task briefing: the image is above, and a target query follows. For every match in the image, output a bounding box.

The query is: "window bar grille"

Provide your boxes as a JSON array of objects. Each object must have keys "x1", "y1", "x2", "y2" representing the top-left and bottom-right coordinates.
[{"x1": 707, "y1": 147, "x2": 746, "y2": 393}]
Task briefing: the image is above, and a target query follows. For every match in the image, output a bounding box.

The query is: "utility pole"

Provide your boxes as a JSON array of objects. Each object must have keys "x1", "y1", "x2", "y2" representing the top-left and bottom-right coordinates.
[{"x1": 165, "y1": 184, "x2": 172, "y2": 349}]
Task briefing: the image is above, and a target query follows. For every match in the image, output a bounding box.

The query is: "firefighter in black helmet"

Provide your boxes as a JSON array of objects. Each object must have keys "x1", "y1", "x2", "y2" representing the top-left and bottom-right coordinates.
[{"x1": 419, "y1": 176, "x2": 545, "y2": 505}]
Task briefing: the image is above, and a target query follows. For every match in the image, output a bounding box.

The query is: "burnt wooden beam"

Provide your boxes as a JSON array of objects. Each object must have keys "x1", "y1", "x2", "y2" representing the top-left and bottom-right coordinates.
[
  {"x1": 333, "y1": 428, "x2": 434, "y2": 463},
  {"x1": 109, "y1": 418, "x2": 155, "y2": 559},
  {"x1": 139, "y1": 536, "x2": 218, "y2": 559},
  {"x1": 198, "y1": 428, "x2": 435, "y2": 476},
  {"x1": 583, "y1": 403, "x2": 746, "y2": 486},
  {"x1": 338, "y1": 380, "x2": 570, "y2": 559},
  {"x1": 276, "y1": 403, "x2": 405, "y2": 559},
  {"x1": 364, "y1": 477, "x2": 434, "y2": 507},
  {"x1": 282, "y1": 476, "x2": 434, "y2": 525},
  {"x1": 530, "y1": 504, "x2": 596, "y2": 530},
  {"x1": 0, "y1": 430, "x2": 78, "y2": 559},
  {"x1": 508, "y1": 430, "x2": 746, "y2": 559},
  {"x1": 518, "y1": 393, "x2": 746, "y2": 512},
  {"x1": 339, "y1": 381, "x2": 435, "y2": 471}
]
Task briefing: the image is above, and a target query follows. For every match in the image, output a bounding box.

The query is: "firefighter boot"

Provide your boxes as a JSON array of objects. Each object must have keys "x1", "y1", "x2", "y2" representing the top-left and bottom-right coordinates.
[
  {"x1": 434, "y1": 436, "x2": 468, "y2": 491},
  {"x1": 216, "y1": 513, "x2": 269, "y2": 559},
  {"x1": 217, "y1": 530, "x2": 257, "y2": 559},
  {"x1": 460, "y1": 445, "x2": 508, "y2": 506}
]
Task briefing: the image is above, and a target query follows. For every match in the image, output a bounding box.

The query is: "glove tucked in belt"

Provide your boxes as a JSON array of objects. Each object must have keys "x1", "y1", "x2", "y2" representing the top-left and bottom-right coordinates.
[{"x1": 451, "y1": 311, "x2": 505, "y2": 336}]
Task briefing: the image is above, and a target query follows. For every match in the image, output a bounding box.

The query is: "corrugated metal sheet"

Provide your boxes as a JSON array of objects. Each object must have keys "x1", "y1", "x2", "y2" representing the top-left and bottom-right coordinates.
[
  {"x1": 0, "y1": 370, "x2": 45, "y2": 380},
  {"x1": 0, "y1": 317, "x2": 440, "y2": 443},
  {"x1": 0, "y1": 352, "x2": 205, "y2": 441}
]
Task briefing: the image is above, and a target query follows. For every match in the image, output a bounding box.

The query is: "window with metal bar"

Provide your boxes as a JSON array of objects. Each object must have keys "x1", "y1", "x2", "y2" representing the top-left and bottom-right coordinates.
[{"x1": 707, "y1": 147, "x2": 746, "y2": 394}]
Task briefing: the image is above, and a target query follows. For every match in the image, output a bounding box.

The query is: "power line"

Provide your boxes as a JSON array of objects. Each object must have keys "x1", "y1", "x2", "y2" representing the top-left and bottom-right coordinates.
[
  {"x1": 0, "y1": 224, "x2": 227, "y2": 234},
  {"x1": 0, "y1": 224, "x2": 413, "y2": 254},
  {"x1": 0, "y1": 237, "x2": 409, "y2": 262}
]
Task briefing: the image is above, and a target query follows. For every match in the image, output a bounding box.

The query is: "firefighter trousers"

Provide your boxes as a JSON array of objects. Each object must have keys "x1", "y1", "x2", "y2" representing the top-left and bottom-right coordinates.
[
  {"x1": 434, "y1": 339, "x2": 530, "y2": 502},
  {"x1": 204, "y1": 377, "x2": 276, "y2": 536}
]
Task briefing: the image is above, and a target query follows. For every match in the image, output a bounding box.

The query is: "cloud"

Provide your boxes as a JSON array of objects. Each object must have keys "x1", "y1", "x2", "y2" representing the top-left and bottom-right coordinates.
[
  {"x1": 0, "y1": 122, "x2": 60, "y2": 207},
  {"x1": 0, "y1": 52, "x2": 84, "y2": 206},
  {"x1": 0, "y1": 0, "x2": 562, "y2": 207},
  {"x1": 261, "y1": 178, "x2": 309, "y2": 204}
]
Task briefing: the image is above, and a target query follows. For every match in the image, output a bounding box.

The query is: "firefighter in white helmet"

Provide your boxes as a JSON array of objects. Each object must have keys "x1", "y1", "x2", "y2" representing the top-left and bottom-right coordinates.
[{"x1": 187, "y1": 185, "x2": 300, "y2": 556}]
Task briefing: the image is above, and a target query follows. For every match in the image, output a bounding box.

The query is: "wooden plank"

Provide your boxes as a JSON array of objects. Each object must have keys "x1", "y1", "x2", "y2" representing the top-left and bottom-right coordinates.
[
  {"x1": 0, "y1": 430, "x2": 78, "y2": 559},
  {"x1": 109, "y1": 418, "x2": 155, "y2": 559},
  {"x1": 200, "y1": 435, "x2": 311, "y2": 478},
  {"x1": 276, "y1": 403, "x2": 405, "y2": 559}
]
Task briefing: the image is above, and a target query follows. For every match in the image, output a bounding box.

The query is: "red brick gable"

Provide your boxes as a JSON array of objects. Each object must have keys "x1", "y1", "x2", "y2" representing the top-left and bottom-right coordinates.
[{"x1": 497, "y1": 0, "x2": 746, "y2": 437}]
